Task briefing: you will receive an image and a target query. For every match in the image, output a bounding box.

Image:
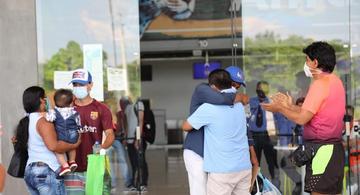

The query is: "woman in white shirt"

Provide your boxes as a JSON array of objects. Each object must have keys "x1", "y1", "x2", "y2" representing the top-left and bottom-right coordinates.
[{"x1": 15, "y1": 86, "x2": 80, "y2": 195}]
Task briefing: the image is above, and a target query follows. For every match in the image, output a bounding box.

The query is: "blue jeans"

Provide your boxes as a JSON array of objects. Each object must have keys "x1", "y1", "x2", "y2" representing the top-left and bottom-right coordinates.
[
  {"x1": 24, "y1": 162, "x2": 65, "y2": 195},
  {"x1": 108, "y1": 139, "x2": 132, "y2": 187}
]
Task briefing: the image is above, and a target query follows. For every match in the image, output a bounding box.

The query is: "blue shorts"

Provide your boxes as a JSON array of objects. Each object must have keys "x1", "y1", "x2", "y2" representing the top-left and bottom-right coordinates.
[{"x1": 57, "y1": 128, "x2": 79, "y2": 144}]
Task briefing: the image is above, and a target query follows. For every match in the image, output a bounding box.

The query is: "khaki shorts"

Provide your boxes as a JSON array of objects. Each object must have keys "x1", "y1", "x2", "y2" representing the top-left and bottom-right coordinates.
[{"x1": 207, "y1": 169, "x2": 252, "y2": 195}]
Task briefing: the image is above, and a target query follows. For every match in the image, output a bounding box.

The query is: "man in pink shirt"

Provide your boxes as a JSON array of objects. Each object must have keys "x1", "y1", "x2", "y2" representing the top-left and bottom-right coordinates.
[{"x1": 262, "y1": 41, "x2": 345, "y2": 195}]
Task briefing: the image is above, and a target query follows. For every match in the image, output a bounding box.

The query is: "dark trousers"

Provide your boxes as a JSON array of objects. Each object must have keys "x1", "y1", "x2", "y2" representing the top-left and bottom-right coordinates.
[
  {"x1": 252, "y1": 132, "x2": 279, "y2": 179},
  {"x1": 127, "y1": 140, "x2": 149, "y2": 186}
]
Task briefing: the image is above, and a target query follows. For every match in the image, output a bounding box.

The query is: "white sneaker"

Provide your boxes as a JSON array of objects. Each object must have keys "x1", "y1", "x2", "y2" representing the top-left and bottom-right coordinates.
[
  {"x1": 140, "y1": 185, "x2": 148, "y2": 192},
  {"x1": 123, "y1": 185, "x2": 137, "y2": 192},
  {"x1": 346, "y1": 183, "x2": 358, "y2": 195}
]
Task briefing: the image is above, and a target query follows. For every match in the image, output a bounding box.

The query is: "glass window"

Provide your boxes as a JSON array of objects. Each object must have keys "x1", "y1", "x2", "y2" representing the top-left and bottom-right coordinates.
[
  {"x1": 242, "y1": 1, "x2": 350, "y2": 98},
  {"x1": 350, "y1": 1, "x2": 360, "y2": 118},
  {"x1": 36, "y1": 0, "x2": 140, "y2": 113}
]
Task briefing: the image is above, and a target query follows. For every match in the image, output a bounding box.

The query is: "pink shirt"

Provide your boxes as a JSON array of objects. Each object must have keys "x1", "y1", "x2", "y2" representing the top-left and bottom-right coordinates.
[{"x1": 302, "y1": 73, "x2": 345, "y2": 143}]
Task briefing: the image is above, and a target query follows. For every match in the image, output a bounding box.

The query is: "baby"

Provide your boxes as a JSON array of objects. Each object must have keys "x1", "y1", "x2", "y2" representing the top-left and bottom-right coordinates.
[{"x1": 46, "y1": 89, "x2": 80, "y2": 176}]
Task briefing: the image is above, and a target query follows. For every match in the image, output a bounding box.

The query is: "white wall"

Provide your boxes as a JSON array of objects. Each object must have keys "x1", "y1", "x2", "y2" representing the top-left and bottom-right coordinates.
[
  {"x1": 141, "y1": 59, "x2": 235, "y2": 122},
  {"x1": 0, "y1": 0, "x2": 38, "y2": 194}
]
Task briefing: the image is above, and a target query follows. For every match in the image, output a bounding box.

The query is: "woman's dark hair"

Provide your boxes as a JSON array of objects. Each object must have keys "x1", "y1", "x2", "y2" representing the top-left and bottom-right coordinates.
[
  {"x1": 15, "y1": 86, "x2": 45, "y2": 151},
  {"x1": 208, "y1": 69, "x2": 232, "y2": 90},
  {"x1": 302, "y1": 41, "x2": 336, "y2": 73}
]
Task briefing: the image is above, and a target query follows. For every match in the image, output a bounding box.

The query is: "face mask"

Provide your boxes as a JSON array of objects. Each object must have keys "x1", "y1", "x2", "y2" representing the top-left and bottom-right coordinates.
[
  {"x1": 73, "y1": 86, "x2": 88, "y2": 99},
  {"x1": 303, "y1": 62, "x2": 313, "y2": 77},
  {"x1": 45, "y1": 97, "x2": 51, "y2": 112},
  {"x1": 256, "y1": 89, "x2": 266, "y2": 99}
]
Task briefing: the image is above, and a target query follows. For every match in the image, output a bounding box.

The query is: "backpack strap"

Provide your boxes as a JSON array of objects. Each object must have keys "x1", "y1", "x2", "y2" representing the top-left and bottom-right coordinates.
[{"x1": 133, "y1": 100, "x2": 140, "y2": 126}]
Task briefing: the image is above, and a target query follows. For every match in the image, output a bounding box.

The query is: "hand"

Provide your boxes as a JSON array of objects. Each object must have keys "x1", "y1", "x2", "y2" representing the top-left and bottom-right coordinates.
[
  {"x1": 234, "y1": 93, "x2": 249, "y2": 105},
  {"x1": 164, "y1": 0, "x2": 190, "y2": 13},
  {"x1": 11, "y1": 136, "x2": 17, "y2": 144},
  {"x1": 134, "y1": 140, "x2": 139, "y2": 150},
  {"x1": 74, "y1": 134, "x2": 82, "y2": 148},
  {"x1": 260, "y1": 102, "x2": 281, "y2": 113},
  {"x1": 122, "y1": 140, "x2": 127, "y2": 146},
  {"x1": 270, "y1": 92, "x2": 292, "y2": 108}
]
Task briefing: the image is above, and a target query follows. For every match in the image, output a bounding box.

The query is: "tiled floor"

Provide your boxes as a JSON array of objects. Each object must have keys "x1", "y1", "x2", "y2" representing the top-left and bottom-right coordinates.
[
  {"x1": 110, "y1": 147, "x2": 189, "y2": 195},
  {"x1": 109, "y1": 146, "x2": 306, "y2": 195}
]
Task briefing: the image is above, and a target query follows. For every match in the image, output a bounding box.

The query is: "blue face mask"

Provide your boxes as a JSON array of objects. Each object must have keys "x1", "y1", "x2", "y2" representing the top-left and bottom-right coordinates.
[{"x1": 73, "y1": 86, "x2": 88, "y2": 99}]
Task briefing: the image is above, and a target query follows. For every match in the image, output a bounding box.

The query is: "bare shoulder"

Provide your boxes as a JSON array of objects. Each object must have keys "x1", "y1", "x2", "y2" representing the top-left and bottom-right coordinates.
[{"x1": 37, "y1": 117, "x2": 54, "y2": 131}]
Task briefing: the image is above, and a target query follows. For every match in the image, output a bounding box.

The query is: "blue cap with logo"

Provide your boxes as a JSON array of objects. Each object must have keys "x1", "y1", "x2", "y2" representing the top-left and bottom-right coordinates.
[
  {"x1": 225, "y1": 66, "x2": 246, "y2": 87},
  {"x1": 70, "y1": 69, "x2": 92, "y2": 85}
]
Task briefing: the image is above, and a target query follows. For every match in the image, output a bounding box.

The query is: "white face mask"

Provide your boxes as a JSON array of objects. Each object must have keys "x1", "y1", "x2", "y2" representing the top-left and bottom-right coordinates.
[
  {"x1": 73, "y1": 86, "x2": 88, "y2": 99},
  {"x1": 303, "y1": 62, "x2": 313, "y2": 77}
]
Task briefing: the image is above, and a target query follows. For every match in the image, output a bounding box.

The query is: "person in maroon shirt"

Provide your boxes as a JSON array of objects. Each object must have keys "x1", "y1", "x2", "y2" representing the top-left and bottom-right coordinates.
[{"x1": 64, "y1": 69, "x2": 115, "y2": 195}]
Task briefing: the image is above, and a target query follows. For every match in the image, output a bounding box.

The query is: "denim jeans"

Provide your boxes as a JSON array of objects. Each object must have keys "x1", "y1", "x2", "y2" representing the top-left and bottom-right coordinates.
[
  {"x1": 24, "y1": 162, "x2": 65, "y2": 195},
  {"x1": 108, "y1": 139, "x2": 132, "y2": 187}
]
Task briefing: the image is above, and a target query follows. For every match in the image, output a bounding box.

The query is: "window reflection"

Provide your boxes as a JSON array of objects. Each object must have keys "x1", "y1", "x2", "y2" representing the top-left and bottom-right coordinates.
[
  {"x1": 36, "y1": 0, "x2": 140, "y2": 113},
  {"x1": 242, "y1": 1, "x2": 351, "y2": 98}
]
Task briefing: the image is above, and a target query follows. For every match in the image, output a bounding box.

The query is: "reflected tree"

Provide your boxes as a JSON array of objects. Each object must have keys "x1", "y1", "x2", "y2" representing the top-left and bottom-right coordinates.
[
  {"x1": 244, "y1": 32, "x2": 349, "y2": 98},
  {"x1": 41, "y1": 40, "x2": 141, "y2": 114},
  {"x1": 43, "y1": 41, "x2": 83, "y2": 90}
]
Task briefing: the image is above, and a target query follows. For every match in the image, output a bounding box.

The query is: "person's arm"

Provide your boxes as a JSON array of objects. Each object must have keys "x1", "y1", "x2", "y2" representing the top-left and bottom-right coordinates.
[
  {"x1": 99, "y1": 104, "x2": 116, "y2": 149},
  {"x1": 182, "y1": 104, "x2": 211, "y2": 132},
  {"x1": 134, "y1": 101, "x2": 145, "y2": 149},
  {"x1": 262, "y1": 83, "x2": 325, "y2": 126},
  {"x1": 101, "y1": 128, "x2": 115, "y2": 149},
  {"x1": 264, "y1": 81, "x2": 328, "y2": 125},
  {"x1": 182, "y1": 120, "x2": 193, "y2": 131},
  {"x1": 139, "y1": 110, "x2": 145, "y2": 136},
  {"x1": 116, "y1": 111, "x2": 124, "y2": 133},
  {"x1": 246, "y1": 128, "x2": 258, "y2": 190},
  {"x1": 195, "y1": 83, "x2": 234, "y2": 106},
  {"x1": 37, "y1": 118, "x2": 80, "y2": 153},
  {"x1": 261, "y1": 102, "x2": 313, "y2": 125},
  {"x1": 0, "y1": 163, "x2": 5, "y2": 192},
  {"x1": 271, "y1": 92, "x2": 301, "y2": 112},
  {"x1": 249, "y1": 146, "x2": 259, "y2": 191},
  {"x1": 122, "y1": 113, "x2": 128, "y2": 145}
]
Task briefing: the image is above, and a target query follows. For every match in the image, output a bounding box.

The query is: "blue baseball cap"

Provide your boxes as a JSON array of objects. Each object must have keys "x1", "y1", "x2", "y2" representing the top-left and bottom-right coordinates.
[
  {"x1": 70, "y1": 69, "x2": 92, "y2": 85},
  {"x1": 225, "y1": 66, "x2": 246, "y2": 87}
]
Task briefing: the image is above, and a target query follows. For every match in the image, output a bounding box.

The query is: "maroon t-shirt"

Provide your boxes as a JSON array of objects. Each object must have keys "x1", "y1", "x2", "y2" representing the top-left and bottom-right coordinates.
[{"x1": 74, "y1": 99, "x2": 113, "y2": 172}]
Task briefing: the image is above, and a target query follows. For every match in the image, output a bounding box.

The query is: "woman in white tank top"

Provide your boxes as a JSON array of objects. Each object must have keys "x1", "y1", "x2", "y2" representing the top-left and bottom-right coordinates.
[{"x1": 14, "y1": 86, "x2": 80, "y2": 195}]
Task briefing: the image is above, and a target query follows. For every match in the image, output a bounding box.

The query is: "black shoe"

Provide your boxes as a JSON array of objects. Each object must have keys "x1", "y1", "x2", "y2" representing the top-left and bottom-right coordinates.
[
  {"x1": 123, "y1": 185, "x2": 137, "y2": 192},
  {"x1": 292, "y1": 183, "x2": 302, "y2": 195}
]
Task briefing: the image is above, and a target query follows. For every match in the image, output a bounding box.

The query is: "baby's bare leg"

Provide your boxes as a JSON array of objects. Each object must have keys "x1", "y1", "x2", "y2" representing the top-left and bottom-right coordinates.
[
  {"x1": 68, "y1": 149, "x2": 76, "y2": 163},
  {"x1": 55, "y1": 152, "x2": 69, "y2": 167}
]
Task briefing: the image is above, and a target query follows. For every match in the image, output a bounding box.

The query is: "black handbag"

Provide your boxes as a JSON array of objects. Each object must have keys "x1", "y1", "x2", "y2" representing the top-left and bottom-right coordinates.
[
  {"x1": 289, "y1": 143, "x2": 321, "y2": 167},
  {"x1": 8, "y1": 116, "x2": 29, "y2": 178},
  {"x1": 7, "y1": 149, "x2": 28, "y2": 178}
]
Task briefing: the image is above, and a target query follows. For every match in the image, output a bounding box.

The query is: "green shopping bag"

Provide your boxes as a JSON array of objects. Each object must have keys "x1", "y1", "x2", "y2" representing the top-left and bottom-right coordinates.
[{"x1": 85, "y1": 154, "x2": 111, "y2": 195}]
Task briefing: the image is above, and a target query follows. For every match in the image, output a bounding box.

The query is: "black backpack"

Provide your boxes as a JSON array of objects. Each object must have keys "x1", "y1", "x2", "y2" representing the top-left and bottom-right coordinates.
[{"x1": 134, "y1": 100, "x2": 156, "y2": 144}]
